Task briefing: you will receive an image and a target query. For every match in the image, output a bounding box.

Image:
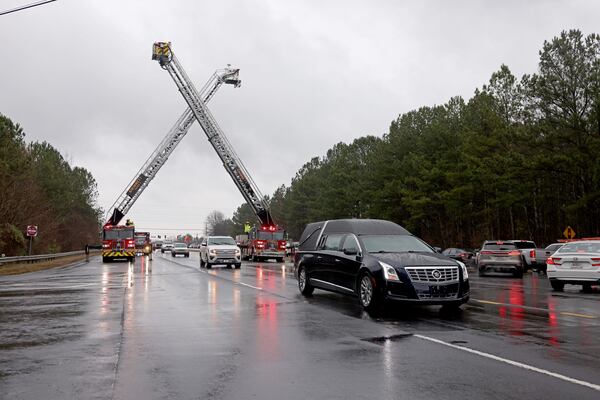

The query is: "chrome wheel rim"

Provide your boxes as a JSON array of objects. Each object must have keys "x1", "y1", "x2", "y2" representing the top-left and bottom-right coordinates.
[
  {"x1": 299, "y1": 268, "x2": 306, "y2": 291},
  {"x1": 360, "y1": 275, "x2": 372, "y2": 306}
]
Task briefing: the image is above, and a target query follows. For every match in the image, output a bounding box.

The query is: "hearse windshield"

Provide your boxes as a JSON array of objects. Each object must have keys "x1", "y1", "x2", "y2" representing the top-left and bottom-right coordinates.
[{"x1": 361, "y1": 235, "x2": 434, "y2": 253}]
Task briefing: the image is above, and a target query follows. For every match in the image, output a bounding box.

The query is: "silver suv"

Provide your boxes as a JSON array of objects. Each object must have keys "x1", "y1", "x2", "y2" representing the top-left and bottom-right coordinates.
[{"x1": 200, "y1": 236, "x2": 242, "y2": 269}]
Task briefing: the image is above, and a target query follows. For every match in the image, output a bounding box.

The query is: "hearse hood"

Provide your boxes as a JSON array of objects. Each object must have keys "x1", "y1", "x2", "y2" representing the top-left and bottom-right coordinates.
[{"x1": 371, "y1": 252, "x2": 458, "y2": 268}]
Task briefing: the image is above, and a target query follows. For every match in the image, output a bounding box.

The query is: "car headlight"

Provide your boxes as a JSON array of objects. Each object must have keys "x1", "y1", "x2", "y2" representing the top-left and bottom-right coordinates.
[
  {"x1": 235, "y1": 248, "x2": 241, "y2": 255},
  {"x1": 380, "y1": 261, "x2": 400, "y2": 281},
  {"x1": 457, "y1": 260, "x2": 468, "y2": 280},
  {"x1": 209, "y1": 249, "x2": 216, "y2": 255}
]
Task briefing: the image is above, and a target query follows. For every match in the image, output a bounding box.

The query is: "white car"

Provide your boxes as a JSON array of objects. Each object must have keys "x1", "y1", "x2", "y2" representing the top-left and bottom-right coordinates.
[
  {"x1": 547, "y1": 240, "x2": 600, "y2": 291},
  {"x1": 200, "y1": 236, "x2": 242, "y2": 269}
]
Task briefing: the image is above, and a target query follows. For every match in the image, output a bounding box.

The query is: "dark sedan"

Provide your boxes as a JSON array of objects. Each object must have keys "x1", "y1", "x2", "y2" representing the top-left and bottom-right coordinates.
[
  {"x1": 442, "y1": 247, "x2": 474, "y2": 262},
  {"x1": 294, "y1": 219, "x2": 470, "y2": 312}
]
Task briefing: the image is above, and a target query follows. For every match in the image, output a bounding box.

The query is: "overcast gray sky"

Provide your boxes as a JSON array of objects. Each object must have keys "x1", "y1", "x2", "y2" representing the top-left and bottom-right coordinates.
[{"x1": 1, "y1": 0, "x2": 598, "y2": 238}]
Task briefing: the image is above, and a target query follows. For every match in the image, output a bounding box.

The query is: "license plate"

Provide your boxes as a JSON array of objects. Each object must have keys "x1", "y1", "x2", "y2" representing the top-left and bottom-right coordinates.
[
  {"x1": 570, "y1": 263, "x2": 583, "y2": 269},
  {"x1": 429, "y1": 285, "x2": 447, "y2": 296}
]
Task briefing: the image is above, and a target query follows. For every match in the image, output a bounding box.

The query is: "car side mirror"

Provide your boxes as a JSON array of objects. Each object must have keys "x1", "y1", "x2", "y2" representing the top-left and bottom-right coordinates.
[{"x1": 343, "y1": 248, "x2": 357, "y2": 256}]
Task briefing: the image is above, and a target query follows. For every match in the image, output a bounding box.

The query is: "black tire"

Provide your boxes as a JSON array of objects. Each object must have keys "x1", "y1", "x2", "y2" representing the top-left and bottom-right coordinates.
[
  {"x1": 276, "y1": 257, "x2": 284, "y2": 263},
  {"x1": 514, "y1": 269, "x2": 523, "y2": 278},
  {"x1": 297, "y1": 266, "x2": 314, "y2": 296},
  {"x1": 226, "y1": 264, "x2": 232, "y2": 269},
  {"x1": 550, "y1": 280, "x2": 565, "y2": 291},
  {"x1": 235, "y1": 263, "x2": 241, "y2": 269},
  {"x1": 359, "y1": 272, "x2": 381, "y2": 312}
]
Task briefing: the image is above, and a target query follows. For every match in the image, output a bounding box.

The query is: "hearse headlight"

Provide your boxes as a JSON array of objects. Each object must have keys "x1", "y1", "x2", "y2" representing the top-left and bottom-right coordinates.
[
  {"x1": 457, "y1": 261, "x2": 468, "y2": 280},
  {"x1": 380, "y1": 261, "x2": 400, "y2": 281}
]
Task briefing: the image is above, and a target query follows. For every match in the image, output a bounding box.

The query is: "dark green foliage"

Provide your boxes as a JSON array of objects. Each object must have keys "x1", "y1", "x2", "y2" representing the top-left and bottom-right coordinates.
[
  {"x1": 0, "y1": 114, "x2": 101, "y2": 255},
  {"x1": 231, "y1": 30, "x2": 600, "y2": 247}
]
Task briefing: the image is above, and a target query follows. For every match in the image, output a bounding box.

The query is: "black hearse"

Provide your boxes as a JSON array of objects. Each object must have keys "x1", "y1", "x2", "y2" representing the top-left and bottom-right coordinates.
[{"x1": 294, "y1": 219, "x2": 470, "y2": 311}]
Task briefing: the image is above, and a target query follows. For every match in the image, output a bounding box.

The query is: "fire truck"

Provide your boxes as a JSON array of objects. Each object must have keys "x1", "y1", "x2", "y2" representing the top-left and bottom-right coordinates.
[
  {"x1": 152, "y1": 42, "x2": 287, "y2": 264},
  {"x1": 102, "y1": 223, "x2": 136, "y2": 263},
  {"x1": 100, "y1": 65, "x2": 241, "y2": 262},
  {"x1": 236, "y1": 225, "x2": 286, "y2": 262},
  {"x1": 134, "y1": 231, "x2": 153, "y2": 259}
]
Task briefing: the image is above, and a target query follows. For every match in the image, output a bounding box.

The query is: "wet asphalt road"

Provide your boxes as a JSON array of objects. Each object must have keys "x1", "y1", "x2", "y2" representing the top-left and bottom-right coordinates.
[{"x1": 1, "y1": 253, "x2": 600, "y2": 399}]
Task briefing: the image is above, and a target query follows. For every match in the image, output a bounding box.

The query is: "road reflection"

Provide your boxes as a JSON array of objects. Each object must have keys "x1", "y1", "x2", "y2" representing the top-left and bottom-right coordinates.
[{"x1": 256, "y1": 297, "x2": 279, "y2": 361}]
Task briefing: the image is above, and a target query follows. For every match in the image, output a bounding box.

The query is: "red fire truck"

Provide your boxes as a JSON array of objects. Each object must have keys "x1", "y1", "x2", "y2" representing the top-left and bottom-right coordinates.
[
  {"x1": 237, "y1": 225, "x2": 286, "y2": 262},
  {"x1": 134, "y1": 231, "x2": 153, "y2": 260},
  {"x1": 102, "y1": 224, "x2": 136, "y2": 263}
]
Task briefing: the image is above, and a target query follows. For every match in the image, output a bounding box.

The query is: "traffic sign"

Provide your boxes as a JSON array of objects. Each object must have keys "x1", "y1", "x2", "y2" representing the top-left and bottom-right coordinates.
[
  {"x1": 563, "y1": 226, "x2": 576, "y2": 239},
  {"x1": 26, "y1": 225, "x2": 38, "y2": 237}
]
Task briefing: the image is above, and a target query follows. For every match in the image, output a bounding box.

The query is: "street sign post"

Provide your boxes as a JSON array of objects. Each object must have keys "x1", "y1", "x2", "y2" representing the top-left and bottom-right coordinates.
[
  {"x1": 26, "y1": 225, "x2": 37, "y2": 255},
  {"x1": 563, "y1": 226, "x2": 576, "y2": 240}
]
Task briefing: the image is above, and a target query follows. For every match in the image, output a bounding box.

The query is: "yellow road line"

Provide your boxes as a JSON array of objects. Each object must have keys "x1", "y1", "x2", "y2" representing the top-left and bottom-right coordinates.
[
  {"x1": 473, "y1": 299, "x2": 596, "y2": 319},
  {"x1": 560, "y1": 312, "x2": 596, "y2": 319},
  {"x1": 475, "y1": 299, "x2": 502, "y2": 305}
]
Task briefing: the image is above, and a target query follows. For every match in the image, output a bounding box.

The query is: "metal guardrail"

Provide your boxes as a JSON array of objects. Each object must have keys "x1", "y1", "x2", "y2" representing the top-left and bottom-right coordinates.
[{"x1": 0, "y1": 250, "x2": 90, "y2": 266}]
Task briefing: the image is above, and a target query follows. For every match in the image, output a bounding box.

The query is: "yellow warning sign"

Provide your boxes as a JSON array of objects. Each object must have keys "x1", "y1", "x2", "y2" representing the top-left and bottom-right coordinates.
[{"x1": 563, "y1": 226, "x2": 576, "y2": 239}]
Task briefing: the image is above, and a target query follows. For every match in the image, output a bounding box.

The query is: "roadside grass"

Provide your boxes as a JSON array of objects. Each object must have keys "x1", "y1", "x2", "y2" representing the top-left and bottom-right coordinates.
[{"x1": 0, "y1": 252, "x2": 99, "y2": 276}]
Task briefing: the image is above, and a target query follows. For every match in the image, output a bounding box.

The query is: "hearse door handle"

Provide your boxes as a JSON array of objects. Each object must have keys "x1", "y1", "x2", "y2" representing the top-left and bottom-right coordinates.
[
  {"x1": 316, "y1": 256, "x2": 323, "y2": 260},
  {"x1": 335, "y1": 259, "x2": 342, "y2": 263}
]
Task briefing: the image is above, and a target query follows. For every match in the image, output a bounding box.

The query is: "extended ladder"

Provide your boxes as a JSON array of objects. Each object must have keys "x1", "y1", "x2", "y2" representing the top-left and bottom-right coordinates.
[
  {"x1": 105, "y1": 66, "x2": 241, "y2": 225},
  {"x1": 152, "y1": 42, "x2": 274, "y2": 226}
]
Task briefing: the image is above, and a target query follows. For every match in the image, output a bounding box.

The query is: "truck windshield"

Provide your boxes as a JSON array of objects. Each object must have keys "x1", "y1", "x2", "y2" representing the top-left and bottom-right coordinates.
[
  {"x1": 257, "y1": 231, "x2": 284, "y2": 240},
  {"x1": 104, "y1": 228, "x2": 134, "y2": 240},
  {"x1": 360, "y1": 235, "x2": 434, "y2": 253},
  {"x1": 134, "y1": 236, "x2": 147, "y2": 245}
]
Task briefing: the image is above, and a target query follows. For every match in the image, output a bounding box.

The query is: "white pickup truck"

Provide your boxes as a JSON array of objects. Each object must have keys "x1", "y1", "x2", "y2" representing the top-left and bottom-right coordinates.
[{"x1": 509, "y1": 240, "x2": 549, "y2": 272}]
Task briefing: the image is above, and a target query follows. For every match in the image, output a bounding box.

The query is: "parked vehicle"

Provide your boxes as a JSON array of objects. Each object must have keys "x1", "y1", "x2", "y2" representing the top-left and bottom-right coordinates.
[
  {"x1": 534, "y1": 243, "x2": 565, "y2": 272},
  {"x1": 134, "y1": 231, "x2": 153, "y2": 259},
  {"x1": 236, "y1": 225, "x2": 286, "y2": 262},
  {"x1": 442, "y1": 248, "x2": 473, "y2": 262},
  {"x1": 294, "y1": 219, "x2": 470, "y2": 312},
  {"x1": 476, "y1": 241, "x2": 524, "y2": 278},
  {"x1": 102, "y1": 224, "x2": 136, "y2": 263},
  {"x1": 547, "y1": 240, "x2": 600, "y2": 291},
  {"x1": 171, "y1": 242, "x2": 190, "y2": 257},
  {"x1": 508, "y1": 240, "x2": 546, "y2": 271},
  {"x1": 200, "y1": 236, "x2": 242, "y2": 269},
  {"x1": 161, "y1": 241, "x2": 174, "y2": 253}
]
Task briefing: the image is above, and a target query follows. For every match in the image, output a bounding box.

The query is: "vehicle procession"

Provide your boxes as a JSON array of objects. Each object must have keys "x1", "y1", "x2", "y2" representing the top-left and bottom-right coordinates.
[
  {"x1": 3, "y1": 11, "x2": 600, "y2": 396},
  {"x1": 95, "y1": 42, "x2": 600, "y2": 315}
]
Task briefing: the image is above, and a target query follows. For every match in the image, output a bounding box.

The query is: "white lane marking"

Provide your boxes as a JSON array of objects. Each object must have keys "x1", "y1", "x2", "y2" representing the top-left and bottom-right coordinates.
[
  {"x1": 414, "y1": 334, "x2": 600, "y2": 392},
  {"x1": 238, "y1": 282, "x2": 262, "y2": 290}
]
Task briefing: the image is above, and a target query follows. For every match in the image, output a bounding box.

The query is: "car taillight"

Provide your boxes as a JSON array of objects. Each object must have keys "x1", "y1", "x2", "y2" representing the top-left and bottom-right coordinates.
[
  {"x1": 508, "y1": 250, "x2": 521, "y2": 256},
  {"x1": 126, "y1": 239, "x2": 135, "y2": 248},
  {"x1": 530, "y1": 249, "x2": 536, "y2": 259},
  {"x1": 102, "y1": 243, "x2": 110, "y2": 249},
  {"x1": 591, "y1": 258, "x2": 600, "y2": 267},
  {"x1": 547, "y1": 257, "x2": 561, "y2": 265}
]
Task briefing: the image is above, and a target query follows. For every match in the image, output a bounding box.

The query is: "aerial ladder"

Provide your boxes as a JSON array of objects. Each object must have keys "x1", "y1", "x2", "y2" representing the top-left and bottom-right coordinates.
[
  {"x1": 104, "y1": 66, "x2": 241, "y2": 226},
  {"x1": 152, "y1": 42, "x2": 275, "y2": 227}
]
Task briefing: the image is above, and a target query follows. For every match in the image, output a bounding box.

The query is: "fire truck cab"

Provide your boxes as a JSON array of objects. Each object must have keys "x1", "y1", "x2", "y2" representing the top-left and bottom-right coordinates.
[
  {"x1": 238, "y1": 225, "x2": 286, "y2": 262},
  {"x1": 102, "y1": 224, "x2": 136, "y2": 263}
]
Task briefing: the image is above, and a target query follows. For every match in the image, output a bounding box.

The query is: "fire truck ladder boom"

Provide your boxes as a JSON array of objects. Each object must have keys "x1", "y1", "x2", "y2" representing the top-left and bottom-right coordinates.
[
  {"x1": 105, "y1": 66, "x2": 241, "y2": 226},
  {"x1": 152, "y1": 42, "x2": 274, "y2": 226}
]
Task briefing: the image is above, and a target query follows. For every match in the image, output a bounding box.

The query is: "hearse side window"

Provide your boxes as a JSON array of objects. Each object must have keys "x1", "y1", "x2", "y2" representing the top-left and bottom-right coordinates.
[
  {"x1": 320, "y1": 234, "x2": 344, "y2": 251},
  {"x1": 341, "y1": 235, "x2": 359, "y2": 253}
]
